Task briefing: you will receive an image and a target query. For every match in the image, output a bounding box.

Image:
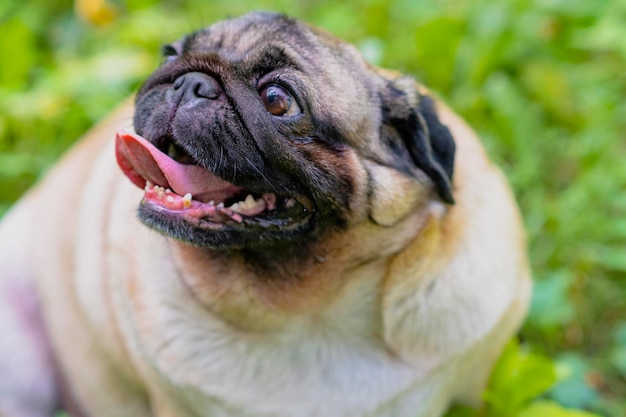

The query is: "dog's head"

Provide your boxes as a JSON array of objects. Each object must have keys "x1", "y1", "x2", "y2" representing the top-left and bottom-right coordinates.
[{"x1": 116, "y1": 12, "x2": 456, "y2": 257}]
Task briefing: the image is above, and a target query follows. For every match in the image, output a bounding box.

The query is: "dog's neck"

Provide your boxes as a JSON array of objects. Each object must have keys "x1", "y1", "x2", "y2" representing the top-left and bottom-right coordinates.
[
  {"x1": 168, "y1": 244, "x2": 385, "y2": 333},
  {"x1": 165, "y1": 212, "x2": 431, "y2": 332}
]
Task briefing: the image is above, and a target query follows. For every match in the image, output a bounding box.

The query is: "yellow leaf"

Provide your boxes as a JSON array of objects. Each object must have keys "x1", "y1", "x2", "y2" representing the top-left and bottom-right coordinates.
[{"x1": 74, "y1": 0, "x2": 118, "y2": 26}]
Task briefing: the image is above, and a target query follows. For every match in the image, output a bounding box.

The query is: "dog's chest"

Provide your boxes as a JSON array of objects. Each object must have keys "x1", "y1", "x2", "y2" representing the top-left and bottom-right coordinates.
[
  {"x1": 138, "y1": 314, "x2": 458, "y2": 417},
  {"x1": 100, "y1": 242, "x2": 430, "y2": 417},
  {"x1": 109, "y1": 247, "x2": 456, "y2": 417}
]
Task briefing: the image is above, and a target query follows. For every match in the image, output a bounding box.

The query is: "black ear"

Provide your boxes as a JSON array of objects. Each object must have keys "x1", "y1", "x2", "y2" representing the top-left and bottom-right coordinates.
[{"x1": 380, "y1": 79, "x2": 456, "y2": 204}]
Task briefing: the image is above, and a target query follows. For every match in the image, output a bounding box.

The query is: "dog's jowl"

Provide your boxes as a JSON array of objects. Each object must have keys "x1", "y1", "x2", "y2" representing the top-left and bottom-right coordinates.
[{"x1": 0, "y1": 12, "x2": 531, "y2": 417}]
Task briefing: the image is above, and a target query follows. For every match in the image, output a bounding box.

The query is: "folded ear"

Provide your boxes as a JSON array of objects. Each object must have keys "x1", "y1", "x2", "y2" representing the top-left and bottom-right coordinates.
[{"x1": 379, "y1": 76, "x2": 456, "y2": 204}]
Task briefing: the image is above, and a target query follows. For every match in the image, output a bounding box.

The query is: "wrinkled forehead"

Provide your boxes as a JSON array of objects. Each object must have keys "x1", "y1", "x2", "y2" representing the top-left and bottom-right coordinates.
[
  {"x1": 179, "y1": 13, "x2": 318, "y2": 62},
  {"x1": 174, "y1": 12, "x2": 370, "y2": 78}
]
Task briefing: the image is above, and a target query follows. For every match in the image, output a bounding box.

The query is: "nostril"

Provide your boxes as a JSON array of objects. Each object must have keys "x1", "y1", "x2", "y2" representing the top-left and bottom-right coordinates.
[
  {"x1": 195, "y1": 81, "x2": 220, "y2": 100},
  {"x1": 173, "y1": 75, "x2": 185, "y2": 90},
  {"x1": 172, "y1": 72, "x2": 221, "y2": 101}
]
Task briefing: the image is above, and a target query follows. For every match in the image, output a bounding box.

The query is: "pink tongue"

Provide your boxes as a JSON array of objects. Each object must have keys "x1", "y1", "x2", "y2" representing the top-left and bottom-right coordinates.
[{"x1": 115, "y1": 131, "x2": 236, "y2": 198}]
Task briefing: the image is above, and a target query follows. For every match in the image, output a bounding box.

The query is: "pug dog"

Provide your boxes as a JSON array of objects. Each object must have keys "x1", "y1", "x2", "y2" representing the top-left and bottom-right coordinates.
[{"x1": 0, "y1": 11, "x2": 531, "y2": 417}]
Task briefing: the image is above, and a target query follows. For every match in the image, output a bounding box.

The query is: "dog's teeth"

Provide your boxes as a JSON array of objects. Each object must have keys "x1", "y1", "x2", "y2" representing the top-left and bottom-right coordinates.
[
  {"x1": 230, "y1": 194, "x2": 268, "y2": 215},
  {"x1": 244, "y1": 194, "x2": 255, "y2": 207},
  {"x1": 237, "y1": 194, "x2": 255, "y2": 211},
  {"x1": 217, "y1": 202, "x2": 224, "y2": 209},
  {"x1": 145, "y1": 180, "x2": 153, "y2": 191},
  {"x1": 182, "y1": 193, "x2": 192, "y2": 208},
  {"x1": 156, "y1": 187, "x2": 165, "y2": 198},
  {"x1": 166, "y1": 196, "x2": 175, "y2": 204},
  {"x1": 166, "y1": 188, "x2": 172, "y2": 194},
  {"x1": 208, "y1": 200, "x2": 215, "y2": 206}
]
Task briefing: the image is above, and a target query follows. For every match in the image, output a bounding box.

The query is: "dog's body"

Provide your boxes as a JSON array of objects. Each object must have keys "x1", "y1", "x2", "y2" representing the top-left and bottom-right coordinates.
[{"x1": 0, "y1": 13, "x2": 530, "y2": 417}]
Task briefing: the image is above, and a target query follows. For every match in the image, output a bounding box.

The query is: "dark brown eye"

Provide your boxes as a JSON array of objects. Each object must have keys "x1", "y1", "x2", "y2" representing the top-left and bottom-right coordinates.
[
  {"x1": 260, "y1": 85, "x2": 300, "y2": 117},
  {"x1": 161, "y1": 44, "x2": 179, "y2": 63}
]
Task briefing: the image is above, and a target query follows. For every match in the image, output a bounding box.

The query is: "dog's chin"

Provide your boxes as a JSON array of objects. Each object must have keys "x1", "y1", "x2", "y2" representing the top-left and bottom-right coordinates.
[{"x1": 136, "y1": 191, "x2": 316, "y2": 250}]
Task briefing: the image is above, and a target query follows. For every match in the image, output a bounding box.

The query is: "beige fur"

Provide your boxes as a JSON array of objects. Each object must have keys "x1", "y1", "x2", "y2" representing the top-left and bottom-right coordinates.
[
  {"x1": 0, "y1": 16, "x2": 530, "y2": 417},
  {"x1": 0, "y1": 97, "x2": 530, "y2": 417}
]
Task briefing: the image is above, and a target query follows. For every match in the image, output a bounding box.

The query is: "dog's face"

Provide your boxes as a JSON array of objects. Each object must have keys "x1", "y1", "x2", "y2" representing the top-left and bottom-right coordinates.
[{"x1": 116, "y1": 12, "x2": 456, "y2": 257}]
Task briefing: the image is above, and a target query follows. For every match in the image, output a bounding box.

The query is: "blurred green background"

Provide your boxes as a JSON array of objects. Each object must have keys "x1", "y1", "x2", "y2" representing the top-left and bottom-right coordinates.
[{"x1": 1, "y1": 0, "x2": 625, "y2": 415}]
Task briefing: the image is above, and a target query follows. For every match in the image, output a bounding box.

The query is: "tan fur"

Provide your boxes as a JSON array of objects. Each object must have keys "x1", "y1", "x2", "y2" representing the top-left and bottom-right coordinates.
[{"x1": 0, "y1": 17, "x2": 530, "y2": 417}]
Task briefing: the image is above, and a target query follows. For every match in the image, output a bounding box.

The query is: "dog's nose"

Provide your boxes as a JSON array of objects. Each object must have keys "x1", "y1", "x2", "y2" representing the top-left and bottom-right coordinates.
[{"x1": 172, "y1": 72, "x2": 222, "y2": 102}]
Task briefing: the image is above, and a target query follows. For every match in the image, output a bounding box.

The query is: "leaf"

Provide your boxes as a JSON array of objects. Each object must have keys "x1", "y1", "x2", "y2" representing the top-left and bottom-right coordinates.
[
  {"x1": 611, "y1": 322, "x2": 626, "y2": 376},
  {"x1": 549, "y1": 354, "x2": 600, "y2": 409},
  {"x1": 519, "y1": 401, "x2": 603, "y2": 417},
  {"x1": 484, "y1": 340, "x2": 558, "y2": 414},
  {"x1": 521, "y1": 60, "x2": 580, "y2": 128},
  {"x1": 588, "y1": 243, "x2": 626, "y2": 272},
  {"x1": 0, "y1": 17, "x2": 38, "y2": 90},
  {"x1": 443, "y1": 405, "x2": 480, "y2": 417},
  {"x1": 0, "y1": 204, "x2": 9, "y2": 219},
  {"x1": 528, "y1": 271, "x2": 575, "y2": 328},
  {"x1": 0, "y1": 153, "x2": 40, "y2": 178},
  {"x1": 412, "y1": 16, "x2": 465, "y2": 92},
  {"x1": 613, "y1": 322, "x2": 626, "y2": 347},
  {"x1": 611, "y1": 347, "x2": 626, "y2": 377}
]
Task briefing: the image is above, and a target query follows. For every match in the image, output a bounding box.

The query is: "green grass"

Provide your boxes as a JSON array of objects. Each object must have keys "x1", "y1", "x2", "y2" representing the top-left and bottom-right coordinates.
[{"x1": 2, "y1": 0, "x2": 625, "y2": 415}]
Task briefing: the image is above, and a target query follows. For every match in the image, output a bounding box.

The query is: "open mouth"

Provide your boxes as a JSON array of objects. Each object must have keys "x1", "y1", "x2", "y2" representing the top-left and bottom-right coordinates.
[{"x1": 115, "y1": 132, "x2": 314, "y2": 235}]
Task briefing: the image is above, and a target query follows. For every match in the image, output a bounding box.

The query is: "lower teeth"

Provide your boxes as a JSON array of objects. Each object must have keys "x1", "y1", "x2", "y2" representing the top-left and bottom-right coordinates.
[{"x1": 143, "y1": 184, "x2": 296, "y2": 223}]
